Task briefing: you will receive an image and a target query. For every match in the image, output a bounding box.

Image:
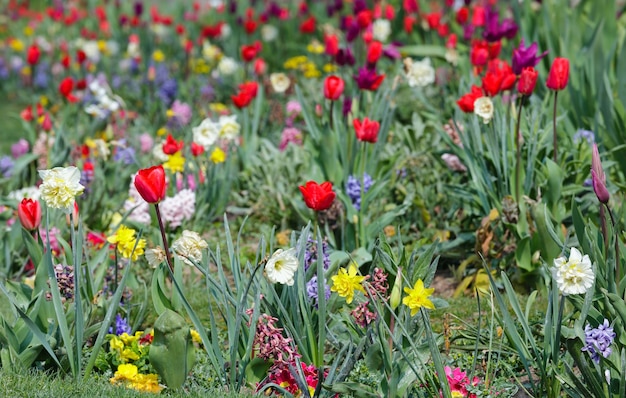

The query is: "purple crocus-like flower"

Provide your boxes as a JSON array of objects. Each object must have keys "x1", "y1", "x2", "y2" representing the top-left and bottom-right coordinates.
[
  {"x1": 11, "y1": 139, "x2": 29, "y2": 158},
  {"x1": 573, "y1": 129, "x2": 595, "y2": 145},
  {"x1": 336, "y1": 48, "x2": 356, "y2": 66},
  {"x1": 346, "y1": 173, "x2": 374, "y2": 210},
  {"x1": 109, "y1": 314, "x2": 132, "y2": 335},
  {"x1": 303, "y1": 235, "x2": 330, "y2": 272},
  {"x1": 342, "y1": 96, "x2": 353, "y2": 117},
  {"x1": 306, "y1": 275, "x2": 331, "y2": 308},
  {"x1": 354, "y1": 67, "x2": 385, "y2": 91},
  {"x1": 483, "y1": 7, "x2": 518, "y2": 42},
  {"x1": 0, "y1": 156, "x2": 14, "y2": 177},
  {"x1": 383, "y1": 44, "x2": 402, "y2": 60},
  {"x1": 113, "y1": 143, "x2": 137, "y2": 165},
  {"x1": 511, "y1": 40, "x2": 548, "y2": 75},
  {"x1": 345, "y1": 21, "x2": 360, "y2": 42},
  {"x1": 582, "y1": 319, "x2": 616, "y2": 364},
  {"x1": 168, "y1": 100, "x2": 192, "y2": 128}
]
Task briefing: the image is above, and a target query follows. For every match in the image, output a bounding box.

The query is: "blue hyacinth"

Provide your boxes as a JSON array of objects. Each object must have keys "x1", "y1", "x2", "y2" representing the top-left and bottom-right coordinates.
[
  {"x1": 346, "y1": 173, "x2": 374, "y2": 210},
  {"x1": 582, "y1": 319, "x2": 615, "y2": 364}
]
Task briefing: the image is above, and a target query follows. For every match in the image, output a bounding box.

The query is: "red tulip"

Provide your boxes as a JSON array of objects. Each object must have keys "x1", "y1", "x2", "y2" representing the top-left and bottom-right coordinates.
[
  {"x1": 481, "y1": 72, "x2": 503, "y2": 97},
  {"x1": 240, "y1": 42, "x2": 261, "y2": 62},
  {"x1": 518, "y1": 67, "x2": 538, "y2": 96},
  {"x1": 134, "y1": 165, "x2": 167, "y2": 204},
  {"x1": 191, "y1": 142, "x2": 205, "y2": 157},
  {"x1": 299, "y1": 181, "x2": 336, "y2": 211},
  {"x1": 18, "y1": 198, "x2": 42, "y2": 231},
  {"x1": 324, "y1": 34, "x2": 339, "y2": 56},
  {"x1": 59, "y1": 77, "x2": 78, "y2": 102},
  {"x1": 300, "y1": 16, "x2": 316, "y2": 34},
  {"x1": 546, "y1": 57, "x2": 569, "y2": 91},
  {"x1": 367, "y1": 41, "x2": 383, "y2": 65},
  {"x1": 456, "y1": 85, "x2": 484, "y2": 113},
  {"x1": 323, "y1": 75, "x2": 344, "y2": 100},
  {"x1": 231, "y1": 90, "x2": 254, "y2": 109},
  {"x1": 353, "y1": 117, "x2": 380, "y2": 143},
  {"x1": 162, "y1": 134, "x2": 183, "y2": 155},
  {"x1": 26, "y1": 44, "x2": 40, "y2": 65}
]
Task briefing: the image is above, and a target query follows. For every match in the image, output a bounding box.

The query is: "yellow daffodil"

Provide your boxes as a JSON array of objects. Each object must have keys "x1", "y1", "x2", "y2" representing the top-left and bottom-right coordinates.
[
  {"x1": 210, "y1": 147, "x2": 226, "y2": 164},
  {"x1": 107, "y1": 225, "x2": 146, "y2": 261},
  {"x1": 163, "y1": 151, "x2": 185, "y2": 173},
  {"x1": 402, "y1": 279, "x2": 435, "y2": 315},
  {"x1": 331, "y1": 262, "x2": 366, "y2": 304}
]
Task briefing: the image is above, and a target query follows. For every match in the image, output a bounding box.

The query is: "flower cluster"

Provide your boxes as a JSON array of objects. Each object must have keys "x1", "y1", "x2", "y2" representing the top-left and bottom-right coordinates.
[
  {"x1": 107, "y1": 225, "x2": 146, "y2": 261},
  {"x1": 250, "y1": 312, "x2": 299, "y2": 363},
  {"x1": 171, "y1": 230, "x2": 208, "y2": 266},
  {"x1": 265, "y1": 361, "x2": 327, "y2": 398},
  {"x1": 552, "y1": 247, "x2": 594, "y2": 296},
  {"x1": 110, "y1": 363, "x2": 163, "y2": 394},
  {"x1": 331, "y1": 263, "x2": 367, "y2": 305},
  {"x1": 444, "y1": 366, "x2": 480, "y2": 398},
  {"x1": 46, "y1": 264, "x2": 74, "y2": 304},
  {"x1": 346, "y1": 173, "x2": 374, "y2": 210},
  {"x1": 582, "y1": 319, "x2": 616, "y2": 364}
]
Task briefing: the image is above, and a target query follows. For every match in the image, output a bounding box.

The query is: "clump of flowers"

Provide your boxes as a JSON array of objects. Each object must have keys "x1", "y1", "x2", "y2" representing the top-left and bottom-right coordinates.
[
  {"x1": 171, "y1": 230, "x2": 208, "y2": 266},
  {"x1": 582, "y1": 319, "x2": 616, "y2": 364},
  {"x1": 266, "y1": 361, "x2": 327, "y2": 397},
  {"x1": 46, "y1": 264, "x2": 74, "y2": 303},
  {"x1": 250, "y1": 312, "x2": 299, "y2": 363},
  {"x1": 331, "y1": 262, "x2": 367, "y2": 304},
  {"x1": 552, "y1": 247, "x2": 594, "y2": 296},
  {"x1": 351, "y1": 301, "x2": 377, "y2": 328},
  {"x1": 158, "y1": 189, "x2": 196, "y2": 228},
  {"x1": 110, "y1": 314, "x2": 132, "y2": 336},
  {"x1": 107, "y1": 225, "x2": 146, "y2": 261},
  {"x1": 444, "y1": 366, "x2": 480, "y2": 398},
  {"x1": 110, "y1": 363, "x2": 163, "y2": 394}
]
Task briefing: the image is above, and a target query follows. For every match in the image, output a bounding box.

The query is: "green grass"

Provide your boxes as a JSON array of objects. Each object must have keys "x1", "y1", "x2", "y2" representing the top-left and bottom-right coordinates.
[{"x1": 0, "y1": 367, "x2": 255, "y2": 398}]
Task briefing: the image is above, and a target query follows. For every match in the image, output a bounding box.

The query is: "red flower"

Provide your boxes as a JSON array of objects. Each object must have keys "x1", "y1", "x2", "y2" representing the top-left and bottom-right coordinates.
[
  {"x1": 253, "y1": 58, "x2": 267, "y2": 75},
  {"x1": 354, "y1": 117, "x2": 380, "y2": 143},
  {"x1": 488, "y1": 60, "x2": 516, "y2": 91},
  {"x1": 518, "y1": 67, "x2": 538, "y2": 96},
  {"x1": 482, "y1": 72, "x2": 503, "y2": 97},
  {"x1": 134, "y1": 165, "x2": 167, "y2": 204},
  {"x1": 162, "y1": 134, "x2": 183, "y2": 155},
  {"x1": 324, "y1": 75, "x2": 345, "y2": 100},
  {"x1": 470, "y1": 41, "x2": 489, "y2": 67},
  {"x1": 239, "y1": 81, "x2": 259, "y2": 98},
  {"x1": 456, "y1": 7, "x2": 469, "y2": 24},
  {"x1": 403, "y1": 0, "x2": 419, "y2": 13},
  {"x1": 367, "y1": 41, "x2": 383, "y2": 65},
  {"x1": 425, "y1": 12, "x2": 441, "y2": 29},
  {"x1": 18, "y1": 198, "x2": 42, "y2": 231},
  {"x1": 191, "y1": 142, "x2": 205, "y2": 157},
  {"x1": 472, "y1": 6, "x2": 486, "y2": 27},
  {"x1": 299, "y1": 181, "x2": 336, "y2": 211},
  {"x1": 324, "y1": 34, "x2": 339, "y2": 56},
  {"x1": 76, "y1": 49, "x2": 86, "y2": 64},
  {"x1": 26, "y1": 44, "x2": 40, "y2": 65},
  {"x1": 231, "y1": 90, "x2": 254, "y2": 109},
  {"x1": 240, "y1": 42, "x2": 261, "y2": 62},
  {"x1": 244, "y1": 19, "x2": 258, "y2": 34},
  {"x1": 300, "y1": 16, "x2": 316, "y2": 34},
  {"x1": 456, "y1": 85, "x2": 484, "y2": 113},
  {"x1": 59, "y1": 77, "x2": 78, "y2": 102},
  {"x1": 21, "y1": 106, "x2": 33, "y2": 122},
  {"x1": 356, "y1": 10, "x2": 373, "y2": 29},
  {"x1": 403, "y1": 15, "x2": 416, "y2": 33},
  {"x1": 546, "y1": 57, "x2": 569, "y2": 91}
]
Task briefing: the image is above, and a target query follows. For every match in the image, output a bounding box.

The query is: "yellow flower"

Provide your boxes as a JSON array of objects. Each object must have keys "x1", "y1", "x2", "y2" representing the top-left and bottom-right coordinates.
[
  {"x1": 323, "y1": 63, "x2": 338, "y2": 73},
  {"x1": 21, "y1": 66, "x2": 31, "y2": 76},
  {"x1": 190, "y1": 329, "x2": 202, "y2": 345},
  {"x1": 156, "y1": 127, "x2": 168, "y2": 136},
  {"x1": 210, "y1": 147, "x2": 226, "y2": 164},
  {"x1": 121, "y1": 348, "x2": 140, "y2": 362},
  {"x1": 209, "y1": 102, "x2": 228, "y2": 114},
  {"x1": 97, "y1": 40, "x2": 107, "y2": 53},
  {"x1": 331, "y1": 263, "x2": 366, "y2": 304},
  {"x1": 110, "y1": 364, "x2": 163, "y2": 393},
  {"x1": 306, "y1": 41, "x2": 324, "y2": 54},
  {"x1": 276, "y1": 230, "x2": 291, "y2": 246},
  {"x1": 109, "y1": 336, "x2": 124, "y2": 354},
  {"x1": 163, "y1": 152, "x2": 185, "y2": 173},
  {"x1": 10, "y1": 39, "x2": 24, "y2": 52},
  {"x1": 119, "y1": 331, "x2": 142, "y2": 345},
  {"x1": 284, "y1": 55, "x2": 308, "y2": 69},
  {"x1": 107, "y1": 225, "x2": 146, "y2": 261},
  {"x1": 39, "y1": 95, "x2": 49, "y2": 106},
  {"x1": 402, "y1": 279, "x2": 435, "y2": 315},
  {"x1": 111, "y1": 363, "x2": 138, "y2": 382},
  {"x1": 23, "y1": 26, "x2": 34, "y2": 36},
  {"x1": 152, "y1": 49, "x2": 165, "y2": 62},
  {"x1": 38, "y1": 167, "x2": 85, "y2": 213}
]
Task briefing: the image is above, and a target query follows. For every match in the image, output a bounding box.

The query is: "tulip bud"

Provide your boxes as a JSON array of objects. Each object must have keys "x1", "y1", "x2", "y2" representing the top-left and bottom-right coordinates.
[
  {"x1": 390, "y1": 267, "x2": 402, "y2": 310},
  {"x1": 546, "y1": 57, "x2": 569, "y2": 91},
  {"x1": 517, "y1": 67, "x2": 538, "y2": 96},
  {"x1": 134, "y1": 165, "x2": 167, "y2": 204},
  {"x1": 591, "y1": 143, "x2": 609, "y2": 204},
  {"x1": 18, "y1": 198, "x2": 42, "y2": 231},
  {"x1": 323, "y1": 75, "x2": 344, "y2": 101}
]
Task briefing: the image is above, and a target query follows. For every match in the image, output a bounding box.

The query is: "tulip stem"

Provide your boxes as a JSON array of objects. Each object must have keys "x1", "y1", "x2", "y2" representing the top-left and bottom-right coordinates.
[
  {"x1": 154, "y1": 204, "x2": 174, "y2": 273},
  {"x1": 328, "y1": 100, "x2": 334, "y2": 131},
  {"x1": 552, "y1": 91, "x2": 558, "y2": 163},
  {"x1": 607, "y1": 204, "x2": 621, "y2": 286},
  {"x1": 514, "y1": 96, "x2": 524, "y2": 203}
]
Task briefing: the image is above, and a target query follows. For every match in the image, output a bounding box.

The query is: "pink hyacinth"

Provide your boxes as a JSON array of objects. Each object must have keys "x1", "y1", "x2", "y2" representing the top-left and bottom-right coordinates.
[
  {"x1": 279, "y1": 127, "x2": 303, "y2": 151},
  {"x1": 139, "y1": 133, "x2": 154, "y2": 153}
]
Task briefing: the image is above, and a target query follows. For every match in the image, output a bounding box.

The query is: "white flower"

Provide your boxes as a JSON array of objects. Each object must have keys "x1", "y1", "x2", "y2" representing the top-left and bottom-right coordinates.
[
  {"x1": 172, "y1": 230, "x2": 208, "y2": 266},
  {"x1": 552, "y1": 247, "x2": 595, "y2": 295},
  {"x1": 193, "y1": 117, "x2": 221, "y2": 149},
  {"x1": 404, "y1": 57, "x2": 435, "y2": 87},
  {"x1": 261, "y1": 25, "x2": 278, "y2": 42},
  {"x1": 218, "y1": 115, "x2": 240, "y2": 142},
  {"x1": 145, "y1": 247, "x2": 167, "y2": 268},
  {"x1": 152, "y1": 143, "x2": 169, "y2": 162},
  {"x1": 38, "y1": 166, "x2": 85, "y2": 213},
  {"x1": 474, "y1": 97, "x2": 494, "y2": 124},
  {"x1": 8, "y1": 186, "x2": 41, "y2": 201},
  {"x1": 220, "y1": 23, "x2": 231, "y2": 39},
  {"x1": 82, "y1": 40, "x2": 101, "y2": 62},
  {"x1": 127, "y1": 41, "x2": 140, "y2": 58},
  {"x1": 202, "y1": 41, "x2": 221, "y2": 62},
  {"x1": 445, "y1": 48, "x2": 459, "y2": 66},
  {"x1": 217, "y1": 57, "x2": 238, "y2": 76},
  {"x1": 372, "y1": 19, "x2": 391, "y2": 42},
  {"x1": 265, "y1": 248, "x2": 299, "y2": 286},
  {"x1": 270, "y1": 72, "x2": 291, "y2": 93}
]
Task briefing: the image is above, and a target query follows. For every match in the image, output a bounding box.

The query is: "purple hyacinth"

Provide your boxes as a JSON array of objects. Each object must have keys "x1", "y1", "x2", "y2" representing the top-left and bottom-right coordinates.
[
  {"x1": 511, "y1": 40, "x2": 548, "y2": 75},
  {"x1": 582, "y1": 319, "x2": 616, "y2": 364},
  {"x1": 346, "y1": 173, "x2": 374, "y2": 210},
  {"x1": 0, "y1": 156, "x2": 14, "y2": 177},
  {"x1": 110, "y1": 314, "x2": 132, "y2": 335},
  {"x1": 33, "y1": 62, "x2": 49, "y2": 89},
  {"x1": 573, "y1": 129, "x2": 595, "y2": 145},
  {"x1": 306, "y1": 275, "x2": 331, "y2": 308},
  {"x1": 11, "y1": 139, "x2": 29, "y2": 159},
  {"x1": 113, "y1": 142, "x2": 137, "y2": 165},
  {"x1": 303, "y1": 235, "x2": 330, "y2": 272}
]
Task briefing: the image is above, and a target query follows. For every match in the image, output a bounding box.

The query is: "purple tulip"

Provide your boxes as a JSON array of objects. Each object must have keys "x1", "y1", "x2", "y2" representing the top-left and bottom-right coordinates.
[
  {"x1": 353, "y1": 67, "x2": 385, "y2": 91},
  {"x1": 511, "y1": 40, "x2": 548, "y2": 75}
]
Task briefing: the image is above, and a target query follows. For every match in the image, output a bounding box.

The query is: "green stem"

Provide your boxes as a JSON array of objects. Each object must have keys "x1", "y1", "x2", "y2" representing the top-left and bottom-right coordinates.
[
  {"x1": 552, "y1": 91, "x2": 559, "y2": 163},
  {"x1": 154, "y1": 203, "x2": 174, "y2": 273},
  {"x1": 514, "y1": 96, "x2": 524, "y2": 203},
  {"x1": 607, "y1": 205, "x2": 621, "y2": 287},
  {"x1": 359, "y1": 143, "x2": 368, "y2": 248}
]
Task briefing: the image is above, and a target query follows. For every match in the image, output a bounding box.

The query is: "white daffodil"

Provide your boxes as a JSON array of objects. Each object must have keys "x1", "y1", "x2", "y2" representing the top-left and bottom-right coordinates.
[
  {"x1": 553, "y1": 247, "x2": 595, "y2": 295},
  {"x1": 38, "y1": 166, "x2": 85, "y2": 213},
  {"x1": 265, "y1": 248, "x2": 299, "y2": 286}
]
